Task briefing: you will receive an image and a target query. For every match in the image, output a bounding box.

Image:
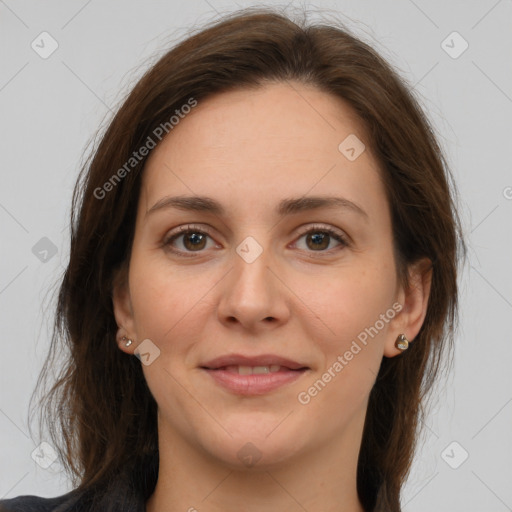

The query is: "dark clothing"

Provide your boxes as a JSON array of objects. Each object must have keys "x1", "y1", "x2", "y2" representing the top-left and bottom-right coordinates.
[
  {"x1": 0, "y1": 454, "x2": 158, "y2": 511},
  {"x1": 0, "y1": 488, "x2": 146, "y2": 512},
  {"x1": 0, "y1": 457, "x2": 157, "y2": 512}
]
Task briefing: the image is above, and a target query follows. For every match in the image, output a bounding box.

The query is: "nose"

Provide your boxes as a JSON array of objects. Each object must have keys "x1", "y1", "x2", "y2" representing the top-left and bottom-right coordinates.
[{"x1": 216, "y1": 244, "x2": 291, "y2": 332}]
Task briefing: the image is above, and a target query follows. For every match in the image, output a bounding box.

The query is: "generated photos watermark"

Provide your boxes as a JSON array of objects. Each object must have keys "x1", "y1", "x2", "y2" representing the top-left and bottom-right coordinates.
[
  {"x1": 297, "y1": 301, "x2": 403, "y2": 405},
  {"x1": 93, "y1": 97, "x2": 198, "y2": 200}
]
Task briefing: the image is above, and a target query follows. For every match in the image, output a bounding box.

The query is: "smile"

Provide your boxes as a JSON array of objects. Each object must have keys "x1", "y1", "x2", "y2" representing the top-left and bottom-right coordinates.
[{"x1": 201, "y1": 367, "x2": 308, "y2": 395}]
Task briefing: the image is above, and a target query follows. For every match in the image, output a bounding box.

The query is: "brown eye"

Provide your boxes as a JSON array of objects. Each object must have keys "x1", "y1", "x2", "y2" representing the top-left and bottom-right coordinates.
[
  {"x1": 182, "y1": 232, "x2": 207, "y2": 251},
  {"x1": 163, "y1": 226, "x2": 217, "y2": 256},
  {"x1": 305, "y1": 232, "x2": 330, "y2": 250},
  {"x1": 295, "y1": 226, "x2": 348, "y2": 253}
]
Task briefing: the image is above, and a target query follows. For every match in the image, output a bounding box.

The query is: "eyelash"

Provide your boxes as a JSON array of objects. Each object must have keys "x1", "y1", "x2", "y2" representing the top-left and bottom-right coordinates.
[{"x1": 162, "y1": 223, "x2": 349, "y2": 258}]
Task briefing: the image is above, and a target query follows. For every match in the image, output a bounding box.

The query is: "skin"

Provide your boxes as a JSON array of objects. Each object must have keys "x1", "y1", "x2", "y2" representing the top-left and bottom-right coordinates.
[{"x1": 113, "y1": 81, "x2": 432, "y2": 512}]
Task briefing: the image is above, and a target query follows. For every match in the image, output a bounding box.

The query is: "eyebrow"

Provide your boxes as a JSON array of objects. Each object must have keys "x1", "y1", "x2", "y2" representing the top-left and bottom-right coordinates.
[{"x1": 146, "y1": 194, "x2": 369, "y2": 220}]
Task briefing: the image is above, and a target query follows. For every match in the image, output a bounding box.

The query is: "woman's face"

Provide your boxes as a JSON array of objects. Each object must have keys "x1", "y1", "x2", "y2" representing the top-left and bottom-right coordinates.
[{"x1": 114, "y1": 82, "x2": 424, "y2": 469}]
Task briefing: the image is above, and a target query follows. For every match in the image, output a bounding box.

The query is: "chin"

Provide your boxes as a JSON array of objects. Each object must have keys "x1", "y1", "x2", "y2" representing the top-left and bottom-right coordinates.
[{"x1": 200, "y1": 427, "x2": 308, "y2": 471}]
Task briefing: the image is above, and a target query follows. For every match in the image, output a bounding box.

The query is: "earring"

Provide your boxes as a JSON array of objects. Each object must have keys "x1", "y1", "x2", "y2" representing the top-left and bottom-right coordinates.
[
  {"x1": 122, "y1": 336, "x2": 133, "y2": 347},
  {"x1": 395, "y1": 334, "x2": 409, "y2": 351}
]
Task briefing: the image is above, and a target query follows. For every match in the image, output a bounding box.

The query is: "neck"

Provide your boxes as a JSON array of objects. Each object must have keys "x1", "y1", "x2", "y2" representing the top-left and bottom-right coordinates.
[{"x1": 146, "y1": 414, "x2": 366, "y2": 512}]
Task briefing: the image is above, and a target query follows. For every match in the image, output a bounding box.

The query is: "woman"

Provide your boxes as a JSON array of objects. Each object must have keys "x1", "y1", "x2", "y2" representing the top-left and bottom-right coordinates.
[{"x1": 0, "y1": 7, "x2": 464, "y2": 512}]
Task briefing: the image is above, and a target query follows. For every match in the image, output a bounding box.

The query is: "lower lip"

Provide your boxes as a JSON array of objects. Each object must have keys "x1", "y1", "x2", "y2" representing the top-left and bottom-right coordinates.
[{"x1": 202, "y1": 368, "x2": 308, "y2": 395}]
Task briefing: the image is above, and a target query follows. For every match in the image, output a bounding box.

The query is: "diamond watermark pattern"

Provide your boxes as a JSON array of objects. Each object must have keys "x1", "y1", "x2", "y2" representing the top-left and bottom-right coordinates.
[
  {"x1": 338, "y1": 134, "x2": 365, "y2": 161},
  {"x1": 441, "y1": 441, "x2": 469, "y2": 469},
  {"x1": 31, "y1": 32, "x2": 59, "y2": 59},
  {"x1": 441, "y1": 31, "x2": 469, "y2": 59},
  {"x1": 237, "y1": 442, "x2": 262, "y2": 468},
  {"x1": 31, "y1": 441, "x2": 58, "y2": 469},
  {"x1": 236, "y1": 236, "x2": 263, "y2": 263},
  {"x1": 134, "y1": 338, "x2": 161, "y2": 366},
  {"x1": 31, "y1": 237, "x2": 58, "y2": 263}
]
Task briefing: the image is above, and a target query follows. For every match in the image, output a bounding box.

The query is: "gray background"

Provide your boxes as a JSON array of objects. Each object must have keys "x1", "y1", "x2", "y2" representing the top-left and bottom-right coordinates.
[{"x1": 1, "y1": 0, "x2": 511, "y2": 510}]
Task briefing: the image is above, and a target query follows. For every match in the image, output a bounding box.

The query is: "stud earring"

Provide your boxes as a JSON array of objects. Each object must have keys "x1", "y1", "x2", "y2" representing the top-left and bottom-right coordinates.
[
  {"x1": 395, "y1": 334, "x2": 409, "y2": 351},
  {"x1": 122, "y1": 336, "x2": 133, "y2": 347}
]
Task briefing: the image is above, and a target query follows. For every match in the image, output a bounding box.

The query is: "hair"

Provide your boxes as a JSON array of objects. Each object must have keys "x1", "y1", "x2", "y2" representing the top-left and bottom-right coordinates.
[{"x1": 33, "y1": 6, "x2": 465, "y2": 512}]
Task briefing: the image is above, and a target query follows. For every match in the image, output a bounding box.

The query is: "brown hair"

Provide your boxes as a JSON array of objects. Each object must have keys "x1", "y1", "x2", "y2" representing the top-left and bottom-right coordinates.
[{"x1": 33, "y1": 6, "x2": 465, "y2": 511}]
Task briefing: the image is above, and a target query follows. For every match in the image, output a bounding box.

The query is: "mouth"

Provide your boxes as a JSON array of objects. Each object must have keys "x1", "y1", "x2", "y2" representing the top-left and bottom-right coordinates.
[
  {"x1": 201, "y1": 353, "x2": 309, "y2": 371},
  {"x1": 201, "y1": 365, "x2": 309, "y2": 396},
  {"x1": 199, "y1": 354, "x2": 310, "y2": 395},
  {"x1": 202, "y1": 364, "x2": 308, "y2": 375}
]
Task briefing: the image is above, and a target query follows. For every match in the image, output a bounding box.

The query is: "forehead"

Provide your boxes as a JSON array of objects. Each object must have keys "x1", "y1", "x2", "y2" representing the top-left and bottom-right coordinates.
[{"x1": 140, "y1": 82, "x2": 385, "y2": 216}]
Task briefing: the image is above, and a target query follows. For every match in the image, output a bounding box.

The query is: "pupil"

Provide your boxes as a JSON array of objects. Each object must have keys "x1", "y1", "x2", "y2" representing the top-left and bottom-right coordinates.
[
  {"x1": 185, "y1": 233, "x2": 205, "y2": 250},
  {"x1": 308, "y1": 232, "x2": 329, "y2": 250}
]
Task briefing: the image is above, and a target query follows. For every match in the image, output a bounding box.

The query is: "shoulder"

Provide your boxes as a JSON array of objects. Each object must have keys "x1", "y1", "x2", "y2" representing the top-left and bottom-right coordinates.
[
  {"x1": 0, "y1": 464, "x2": 154, "y2": 512},
  {"x1": 0, "y1": 486, "x2": 147, "y2": 512},
  {"x1": 0, "y1": 490, "x2": 84, "y2": 512}
]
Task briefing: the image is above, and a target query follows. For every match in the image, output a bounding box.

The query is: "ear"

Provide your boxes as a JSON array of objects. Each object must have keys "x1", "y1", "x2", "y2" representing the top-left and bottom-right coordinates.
[
  {"x1": 112, "y1": 264, "x2": 137, "y2": 355},
  {"x1": 384, "y1": 257, "x2": 433, "y2": 357}
]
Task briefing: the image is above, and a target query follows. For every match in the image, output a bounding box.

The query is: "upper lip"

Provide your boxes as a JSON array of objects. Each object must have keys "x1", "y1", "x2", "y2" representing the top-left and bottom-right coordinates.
[{"x1": 201, "y1": 354, "x2": 308, "y2": 370}]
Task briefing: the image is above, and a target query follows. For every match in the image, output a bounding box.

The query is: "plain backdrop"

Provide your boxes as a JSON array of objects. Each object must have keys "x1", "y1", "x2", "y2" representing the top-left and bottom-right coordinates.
[{"x1": 1, "y1": 1, "x2": 511, "y2": 510}]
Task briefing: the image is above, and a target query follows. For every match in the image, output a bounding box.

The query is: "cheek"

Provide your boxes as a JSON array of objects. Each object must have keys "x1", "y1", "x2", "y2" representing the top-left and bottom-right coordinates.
[
  {"x1": 305, "y1": 260, "x2": 396, "y2": 345},
  {"x1": 297, "y1": 269, "x2": 393, "y2": 426},
  {"x1": 127, "y1": 252, "x2": 218, "y2": 362},
  {"x1": 128, "y1": 243, "x2": 187, "y2": 324}
]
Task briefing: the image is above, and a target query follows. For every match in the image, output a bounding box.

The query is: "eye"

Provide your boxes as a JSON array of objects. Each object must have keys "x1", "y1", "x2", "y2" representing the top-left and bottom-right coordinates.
[
  {"x1": 162, "y1": 223, "x2": 349, "y2": 258},
  {"x1": 162, "y1": 225, "x2": 218, "y2": 256},
  {"x1": 293, "y1": 225, "x2": 349, "y2": 253}
]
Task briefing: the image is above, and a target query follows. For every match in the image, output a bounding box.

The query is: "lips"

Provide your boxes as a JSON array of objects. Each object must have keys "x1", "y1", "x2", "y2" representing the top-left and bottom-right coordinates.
[
  {"x1": 200, "y1": 354, "x2": 309, "y2": 395},
  {"x1": 202, "y1": 367, "x2": 308, "y2": 395},
  {"x1": 201, "y1": 354, "x2": 308, "y2": 371},
  {"x1": 220, "y1": 364, "x2": 287, "y2": 375}
]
